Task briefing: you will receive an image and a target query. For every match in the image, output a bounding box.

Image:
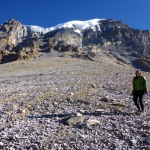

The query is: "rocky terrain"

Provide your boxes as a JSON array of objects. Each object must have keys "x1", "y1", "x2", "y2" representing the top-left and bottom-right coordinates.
[{"x1": 0, "y1": 52, "x2": 150, "y2": 149}]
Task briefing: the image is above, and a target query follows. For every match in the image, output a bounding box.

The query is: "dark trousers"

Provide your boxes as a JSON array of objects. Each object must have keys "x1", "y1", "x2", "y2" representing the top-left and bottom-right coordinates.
[{"x1": 133, "y1": 90, "x2": 144, "y2": 111}]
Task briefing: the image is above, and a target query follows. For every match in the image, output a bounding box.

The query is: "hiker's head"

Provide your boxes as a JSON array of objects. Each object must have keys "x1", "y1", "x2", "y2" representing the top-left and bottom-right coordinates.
[{"x1": 136, "y1": 69, "x2": 141, "y2": 77}]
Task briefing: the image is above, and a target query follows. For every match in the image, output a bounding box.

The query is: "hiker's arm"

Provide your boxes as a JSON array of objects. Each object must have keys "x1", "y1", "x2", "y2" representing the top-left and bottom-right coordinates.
[
  {"x1": 132, "y1": 78, "x2": 135, "y2": 91},
  {"x1": 143, "y1": 78, "x2": 148, "y2": 92}
]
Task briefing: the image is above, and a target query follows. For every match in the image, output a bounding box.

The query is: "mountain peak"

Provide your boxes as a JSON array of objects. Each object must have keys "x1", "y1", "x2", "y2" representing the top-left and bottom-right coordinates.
[
  {"x1": 4, "y1": 18, "x2": 21, "y2": 26},
  {"x1": 56, "y1": 18, "x2": 105, "y2": 30},
  {"x1": 25, "y1": 18, "x2": 106, "y2": 34}
]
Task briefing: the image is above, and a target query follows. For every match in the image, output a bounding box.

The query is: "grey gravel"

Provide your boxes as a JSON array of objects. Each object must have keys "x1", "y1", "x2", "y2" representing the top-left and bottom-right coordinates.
[{"x1": 0, "y1": 57, "x2": 150, "y2": 150}]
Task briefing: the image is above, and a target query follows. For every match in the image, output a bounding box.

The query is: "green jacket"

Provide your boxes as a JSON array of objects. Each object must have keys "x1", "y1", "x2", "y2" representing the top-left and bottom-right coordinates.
[{"x1": 133, "y1": 76, "x2": 148, "y2": 91}]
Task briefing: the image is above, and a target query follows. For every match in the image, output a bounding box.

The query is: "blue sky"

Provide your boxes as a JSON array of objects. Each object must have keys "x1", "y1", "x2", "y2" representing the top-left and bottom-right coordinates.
[{"x1": 0, "y1": 0, "x2": 150, "y2": 30}]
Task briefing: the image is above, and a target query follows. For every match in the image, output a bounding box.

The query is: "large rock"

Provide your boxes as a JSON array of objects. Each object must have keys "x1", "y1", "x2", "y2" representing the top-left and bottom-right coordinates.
[
  {"x1": 66, "y1": 116, "x2": 85, "y2": 126},
  {"x1": 0, "y1": 19, "x2": 27, "y2": 50}
]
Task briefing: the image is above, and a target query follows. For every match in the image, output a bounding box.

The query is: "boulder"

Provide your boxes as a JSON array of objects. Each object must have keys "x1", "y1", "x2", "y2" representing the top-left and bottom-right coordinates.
[
  {"x1": 66, "y1": 116, "x2": 85, "y2": 126},
  {"x1": 86, "y1": 119, "x2": 100, "y2": 126}
]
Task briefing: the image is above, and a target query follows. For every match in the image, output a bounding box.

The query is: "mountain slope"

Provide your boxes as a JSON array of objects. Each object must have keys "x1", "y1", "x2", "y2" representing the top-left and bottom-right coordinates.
[{"x1": 0, "y1": 18, "x2": 150, "y2": 71}]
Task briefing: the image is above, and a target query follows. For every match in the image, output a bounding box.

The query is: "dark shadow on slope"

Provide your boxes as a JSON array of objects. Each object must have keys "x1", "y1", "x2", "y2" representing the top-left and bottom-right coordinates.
[
  {"x1": 28, "y1": 113, "x2": 73, "y2": 119},
  {"x1": 28, "y1": 111, "x2": 135, "y2": 121},
  {"x1": 83, "y1": 111, "x2": 136, "y2": 117},
  {"x1": 27, "y1": 111, "x2": 138, "y2": 127},
  {"x1": 132, "y1": 59, "x2": 150, "y2": 72}
]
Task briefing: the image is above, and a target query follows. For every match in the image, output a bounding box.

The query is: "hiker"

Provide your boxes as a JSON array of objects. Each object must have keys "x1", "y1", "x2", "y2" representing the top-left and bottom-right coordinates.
[{"x1": 132, "y1": 69, "x2": 148, "y2": 113}]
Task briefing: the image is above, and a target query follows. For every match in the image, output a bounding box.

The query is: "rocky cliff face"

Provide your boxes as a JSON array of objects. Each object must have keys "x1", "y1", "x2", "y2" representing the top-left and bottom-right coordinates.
[
  {"x1": 0, "y1": 19, "x2": 28, "y2": 50},
  {"x1": 0, "y1": 18, "x2": 150, "y2": 71}
]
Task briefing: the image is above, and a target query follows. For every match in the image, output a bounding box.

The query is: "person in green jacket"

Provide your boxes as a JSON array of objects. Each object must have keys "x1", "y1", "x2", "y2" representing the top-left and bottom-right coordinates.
[{"x1": 132, "y1": 69, "x2": 148, "y2": 113}]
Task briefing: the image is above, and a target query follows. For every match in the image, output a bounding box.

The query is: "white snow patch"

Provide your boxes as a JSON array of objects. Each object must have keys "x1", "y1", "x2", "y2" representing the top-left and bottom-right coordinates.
[{"x1": 24, "y1": 18, "x2": 105, "y2": 34}]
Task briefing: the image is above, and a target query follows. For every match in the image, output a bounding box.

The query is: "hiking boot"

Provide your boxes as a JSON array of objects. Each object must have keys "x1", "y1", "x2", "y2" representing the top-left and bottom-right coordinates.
[
  {"x1": 137, "y1": 109, "x2": 141, "y2": 113},
  {"x1": 136, "y1": 109, "x2": 141, "y2": 114},
  {"x1": 140, "y1": 110, "x2": 145, "y2": 114}
]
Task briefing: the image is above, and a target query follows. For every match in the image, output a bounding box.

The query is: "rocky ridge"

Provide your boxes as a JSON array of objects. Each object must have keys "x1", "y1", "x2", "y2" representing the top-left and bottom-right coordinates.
[{"x1": 0, "y1": 18, "x2": 150, "y2": 71}]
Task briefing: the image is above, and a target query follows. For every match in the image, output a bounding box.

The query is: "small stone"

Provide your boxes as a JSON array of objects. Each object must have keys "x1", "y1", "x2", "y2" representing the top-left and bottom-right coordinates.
[
  {"x1": 96, "y1": 109, "x2": 104, "y2": 112},
  {"x1": 131, "y1": 139, "x2": 137, "y2": 145},
  {"x1": 0, "y1": 142, "x2": 4, "y2": 147},
  {"x1": 79, "y1": 109, "x2": 85, "y2": 113},
  {"x1": 100, "y1": 96, "x2": 109, "y2": 102},
  {"x1": 21, "y1": 108, "x2": 30, "y2": 118},
  {"x1": 69, "y1": 92, "x2": 74, "y2": 96},
  {"x1": 53, "y1": 102, "x2": 58, "y2": 106},
  {"x1": 89, "y1": 83, "x2": 96, "y2": 88},
  {"x1": 63, "y1": 143, "x2": 68, "y2": 147},
  {"x1": 75, "y1": 113, "x2": 82, "y2": 117},
  {"x1": 9, "y1": 147, "x2": 15, "y2": 150}
]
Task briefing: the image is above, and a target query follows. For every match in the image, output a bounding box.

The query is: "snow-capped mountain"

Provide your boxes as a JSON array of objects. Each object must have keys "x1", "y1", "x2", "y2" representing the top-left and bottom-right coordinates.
[
  {"x1": 25, "y1": 19, "x2": 105, "y2": 34},
  {"x1": 0, "y1": 18, "x2": 150, "y2": 71}
]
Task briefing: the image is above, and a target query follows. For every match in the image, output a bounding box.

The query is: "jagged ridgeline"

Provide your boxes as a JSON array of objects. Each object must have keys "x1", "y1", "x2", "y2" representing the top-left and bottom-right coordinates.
[{"x1": 0, "y1": 18, "x2": 150, "y2": 71}]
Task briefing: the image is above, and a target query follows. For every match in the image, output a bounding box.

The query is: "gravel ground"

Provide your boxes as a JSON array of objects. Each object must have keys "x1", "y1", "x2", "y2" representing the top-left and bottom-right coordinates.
[{"x1": 0, "y1": 56, "x2": 150, "y2": 150}]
